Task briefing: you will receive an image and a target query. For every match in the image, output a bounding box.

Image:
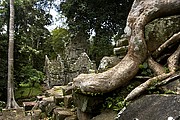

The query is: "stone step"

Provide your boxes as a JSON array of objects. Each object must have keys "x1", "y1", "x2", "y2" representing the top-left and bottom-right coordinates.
[
  {"x1": 64, "y1": 95, "x2": 73, "y2": 108},
  {"x1": 115, "y1": 37, "x2": 128, "y2": 47},
  {"x1": 23, "y1": 101, "x2": 36, "y2": 111},
  {"x1": 52, "y1": 107, "x2": 77, "y2": 120},
  {"x1": 113, "y1": 46, "x2": 128, "y2": 56}
]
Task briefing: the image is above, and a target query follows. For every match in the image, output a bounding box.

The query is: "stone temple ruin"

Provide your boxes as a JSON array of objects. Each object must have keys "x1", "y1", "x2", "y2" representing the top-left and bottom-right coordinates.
[
  {"x1": 44, "y1": 30, "x2": 131, "y2": 88},
  {"x1": 44, "y1": 32, "x2": 96, "y2": 87},
  {"x1": 45, "y1": 52, "x2": 96, "y2": 87}
]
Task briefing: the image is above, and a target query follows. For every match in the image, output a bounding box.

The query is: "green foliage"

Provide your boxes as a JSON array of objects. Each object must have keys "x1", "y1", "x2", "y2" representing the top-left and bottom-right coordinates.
[
  {"x1": 19, "y1": 65, "x2": 44, "y2": 87},
  {"x1": 15, "y1": 85, "x2": 42, "y2": 99},
  {"x1": 15, "y1": 65, "x2": 44, "y2": 99},
  {"x1": 0, "y1": 35, "x2": 8, "y2": 100},
  {"x1": 103, "y1": 79, "x2": 143, "y2": 111},
  {"x1": 89, "y1": 35, "x2": 114, "y2": 65},
  {"x1": 47, "y1": 27, "x2": 70, "y2": 59},
  {"x1": 164, "y1": 89, "x2": 176, "y2": 94},
  {"x1": 61, "y1": 0, "x2": 133, "y2": 36},
  {"x1": 139, "y1": 62, "x2": 153, "y2": 76},
  {"x1": 0, "y1": 0, "x2": 53, "y2": 90},
  {"x1": 60, "y1": 0, "x2": 133, "y2": 64},
  {"x1": 103, "y1": 96, "x2": 128, "y2": 111},
  {"x1": 59, "y1": 102, "x2": 64, "y2": 107},
  {"x1": 164, "y1": 66, "x2": 170, "y2": 73}
]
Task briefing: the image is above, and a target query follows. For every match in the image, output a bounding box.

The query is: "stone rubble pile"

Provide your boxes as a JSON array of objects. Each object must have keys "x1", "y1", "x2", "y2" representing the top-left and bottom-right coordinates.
[{"x1": 22, "y1": 85, "x2": 77, "y2": 120}]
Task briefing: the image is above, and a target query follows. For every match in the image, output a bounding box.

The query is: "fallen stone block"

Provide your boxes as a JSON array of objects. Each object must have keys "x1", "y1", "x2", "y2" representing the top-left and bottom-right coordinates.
[
  {"x1": 54, "y1": 95, "x2": 64, "y2": 105},
  {"x1": 53, "y1": 107, "x2": 75, "y2": 120},
  {"x1": 31, "y1": 109, "x2": 42, "y2": 120},
  {"x1": 64, "y1": 95, "x2": 73, "y2": 108},
  {"x1": 23, "y1": 101, "x2": 36, "y2": 111},
  {"x1": 117, "y1": 95, "x2": 180, "y2": 120},
  {"x1": 65, "y1": 115, "x2": 78, "y2": 120}
]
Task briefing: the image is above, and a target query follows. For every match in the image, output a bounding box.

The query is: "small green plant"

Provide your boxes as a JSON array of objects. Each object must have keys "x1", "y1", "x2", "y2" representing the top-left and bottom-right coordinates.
[
  {"x1": 164, "y1": 89, "x2": 176, "y2": 94},
  {"x1": 103, "y1": 96, "x2": 128, "y2": 111},
  {"x1": 59, "y1": 102, "x2": 64, "y2": 107},
  {"x1": 139, "y1": 62, "x2": 153, "y2": 76},
  {"x1": 17, "y1": 65, "x2": 44, "y2": 98},
  {"x1": 164, "y1": 67, "x2": 170, "y2": 73}
]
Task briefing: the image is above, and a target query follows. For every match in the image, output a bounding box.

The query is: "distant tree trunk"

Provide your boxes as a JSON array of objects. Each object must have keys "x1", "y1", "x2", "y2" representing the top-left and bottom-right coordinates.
[
  {"x1": 6, "y1": 0, "x2": 19, "y2": 109},
  {"x1": 73, "y1": 0, "x2": 180, "y2": 94}
]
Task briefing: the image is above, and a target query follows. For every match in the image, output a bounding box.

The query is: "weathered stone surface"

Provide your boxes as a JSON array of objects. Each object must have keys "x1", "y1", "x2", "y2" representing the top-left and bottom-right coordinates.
[
  {"x1": 23, "y1": 101, "x2": 36, "y2": 111},
  {"x1": 42, "y1": 96, "x2": 54, "y2": 102},
  {"x1": 25, "y1": 116, "x2": 31, "y2": 120},
  {"x1": 65, "y1": 85, "x2": 74, "y2": 95},
  {"x1": 44, "y1": 32, "x2": 94, "y2": 87},
  {"x1": 52, "y1": 107, "x2": 75, "y2": 120},
  {"x1": 117, "y1": 95, "x2": 180, "y2": 120},
  {"x1": 64, "y1": 95, "x2": 73, "y2": 108},
  {"x1": 113, "y1": 35, "x2": 129, "y2": 57},
  {"x1": 145, "y1": 15, "x2": 180, "y2": 52},
  {"x1": 2, "y1": 108, "x2": 25, "y2": 120},
  {"x1": 73, "y1": 93, "x2": 104, "y2": 113},
  {"x1": 114, "y1": 16, "x2": 180, "y2": 57},
  {"x1": 45, "y1": 102, "x2": 56, "y2": 116},
  {"x1": 70, "y1": 52, "x2": 96, "y2": 73},
  {"x1": 77, "y1": 108, "x2": 92, "y2": 120},
  {"x1": 65, "y1": 32, "x2": 89, "y2": 65},
  {"x1": 98, "y1": 56, "x2": 120, "y2": 72},
  {"x1": 44, "y1": 52, "x2": 96, "y2": 87},
  {"x1": 46, "y1": 86, "x2": 66, "y2": 96},
  {"x1": 161, "y1": 77, "x2": 180, "y2": 94},
  {"x1": 45, "y1": 55, "x2": 65, "y2": 87},
  {"x1": 65, "y1": 115, "x2": 78, "y2": 120},
  {"x1": 33, "y1": 96, "x2": 55, "y2": 115},
  {"x1": 54, "y1": 95, "x2": 64, "y2": 105},
  {"x1": 113, "y1": 46, "x2": 128, "y2": 57},
  {"x1": 91, "y1": 109, "x2": 117, "y2": 120},
  {"x1": 115, "y1": 37, "x2": 129, "y2": 47},
  {"x1": 31, "y1": 109, "x2": 42, "y2": 120}
]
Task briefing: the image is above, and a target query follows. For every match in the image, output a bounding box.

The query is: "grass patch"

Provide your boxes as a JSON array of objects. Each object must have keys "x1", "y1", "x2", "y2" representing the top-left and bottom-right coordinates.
[{"x1": 15, "y1": 84, "x2": 43, "y2": 99}]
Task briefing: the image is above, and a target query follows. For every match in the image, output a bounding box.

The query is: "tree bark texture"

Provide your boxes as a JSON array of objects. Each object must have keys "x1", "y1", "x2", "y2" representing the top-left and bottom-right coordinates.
[
  {"x1": 73, "y1": 0, "x2": 180, "y2": 94},
  {"x1": 6, "y1": 0, "x2": 19, "y2": 109},
  {"x1": 125, "y1": 44, "x2": 180, "y2": 101}
]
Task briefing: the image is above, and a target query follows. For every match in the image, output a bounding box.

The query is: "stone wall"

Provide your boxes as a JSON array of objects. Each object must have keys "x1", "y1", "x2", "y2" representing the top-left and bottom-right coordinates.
[
  {"x1": 45, "y1": 52, "x2": 96, "y2": 87},
  {"x1": 45, "y1": 55, "x2": 65, "y2": 87},
  {"x1": 44, "y1": 32, "x2": 96, "y2": 87}
]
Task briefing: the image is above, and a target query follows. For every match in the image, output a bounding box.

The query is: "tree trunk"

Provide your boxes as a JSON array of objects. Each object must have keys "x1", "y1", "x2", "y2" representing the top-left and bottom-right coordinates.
[
  {"x1": 73, "y1": 0, "x2": 180, "y2": 94},
  {"x1": 6, "y1": 0, "x2": 19, "y2": 109}
]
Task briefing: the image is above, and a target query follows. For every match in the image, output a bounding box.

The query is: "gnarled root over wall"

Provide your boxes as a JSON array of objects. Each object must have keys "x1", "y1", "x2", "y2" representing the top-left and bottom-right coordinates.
[{"x1": 73, "y1": 0, "x2": 180, "y2": 95}]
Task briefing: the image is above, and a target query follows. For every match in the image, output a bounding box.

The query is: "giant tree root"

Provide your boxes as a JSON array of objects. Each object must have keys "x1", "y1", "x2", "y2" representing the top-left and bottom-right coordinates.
[
  {"x1": 73, "y1": 0, "x2": 180, "y2": 94},
  {"x1": 124, "y1": 72, "x2": 175, "y2": 101},
  {"x1": 152, "y1": 32, "x2": 180, "y2": 58},
  {"x1": 148, "y1": 56, "x2": 166, "y2": 75},
  {"x1": 125, "y1": 44, "x2": 180, "y2": 101}
]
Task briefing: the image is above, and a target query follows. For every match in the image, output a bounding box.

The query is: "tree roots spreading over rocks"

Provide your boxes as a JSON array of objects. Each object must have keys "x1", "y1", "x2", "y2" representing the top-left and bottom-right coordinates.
[{"x1": 73, "y1": 0, "x2": 180, "y2": 101}]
